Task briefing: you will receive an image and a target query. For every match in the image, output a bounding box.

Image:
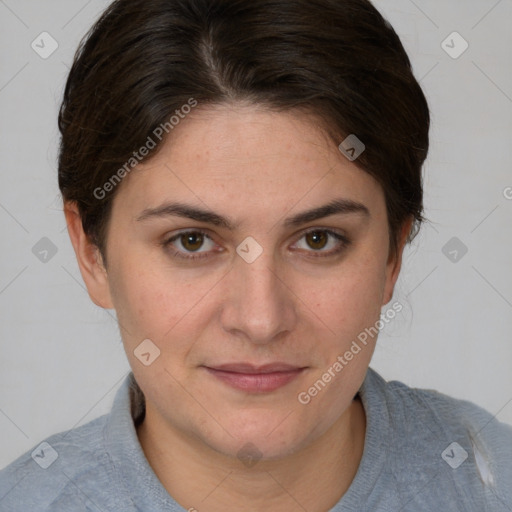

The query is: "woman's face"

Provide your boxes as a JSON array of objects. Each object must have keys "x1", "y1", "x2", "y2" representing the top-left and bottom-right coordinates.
[{"x1": 86, "y1": 104, "x2": 406, "y2": 460}]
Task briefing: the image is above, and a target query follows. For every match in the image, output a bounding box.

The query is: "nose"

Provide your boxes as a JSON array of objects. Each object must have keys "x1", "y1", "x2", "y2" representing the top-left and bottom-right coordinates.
[{"x1": 220, "y1": 246, "x2": 296, "y2": 345}]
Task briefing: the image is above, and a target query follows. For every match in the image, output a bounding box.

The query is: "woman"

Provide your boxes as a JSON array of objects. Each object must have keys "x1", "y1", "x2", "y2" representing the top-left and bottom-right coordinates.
[{"x1": 1, "y1": 0, "x2": 511, "y2": 510}]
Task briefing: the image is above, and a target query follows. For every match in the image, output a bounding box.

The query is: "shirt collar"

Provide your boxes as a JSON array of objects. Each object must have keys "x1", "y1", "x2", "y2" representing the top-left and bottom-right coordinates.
[{"x1": 104, "y1": 372, "x2": 180, "y2": 510}]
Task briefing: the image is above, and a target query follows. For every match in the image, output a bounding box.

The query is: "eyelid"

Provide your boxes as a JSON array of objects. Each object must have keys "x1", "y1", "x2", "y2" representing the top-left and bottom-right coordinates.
[
  {"x1": 291, "y1": 227, "x2": 351, "y2": 257},
  {"x1": 162, "y1": 229, "x2": 218, "y2": 260}
]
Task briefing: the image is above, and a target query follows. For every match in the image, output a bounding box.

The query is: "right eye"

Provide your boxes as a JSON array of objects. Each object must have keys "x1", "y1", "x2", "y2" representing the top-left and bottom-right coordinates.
[{"x1": 161, "y1": 230, "x2": 220, "y2": 260}]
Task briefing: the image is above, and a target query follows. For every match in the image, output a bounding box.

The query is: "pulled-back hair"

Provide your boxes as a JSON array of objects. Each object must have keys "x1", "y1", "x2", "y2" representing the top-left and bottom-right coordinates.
[{"x1": 58, "y1": 0, "x2": 430, "y2": 265}]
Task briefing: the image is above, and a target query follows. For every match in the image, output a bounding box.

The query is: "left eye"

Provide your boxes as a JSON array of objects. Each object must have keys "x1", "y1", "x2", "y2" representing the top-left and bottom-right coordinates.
[
  {"x1": 292, "y1": 229, "x2": 350, "y2": 257},
  {"x1": 162, "y1": 228, "x2": 350, "y2": 261}
]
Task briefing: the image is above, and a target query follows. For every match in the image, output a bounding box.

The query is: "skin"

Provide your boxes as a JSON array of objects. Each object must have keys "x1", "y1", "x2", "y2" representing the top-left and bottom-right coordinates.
[{"x1": 65, "y1": 103, "x2": 412, "y2": 512}]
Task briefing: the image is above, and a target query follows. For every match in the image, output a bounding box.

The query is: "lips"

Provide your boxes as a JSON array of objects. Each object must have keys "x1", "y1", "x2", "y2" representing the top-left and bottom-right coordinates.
[
  {"x1": 209, "y1": 362, "x2": 303, "y2": 374},
  {"x1": 203, "y1": 362, "x2": 307, "y2": 393}
]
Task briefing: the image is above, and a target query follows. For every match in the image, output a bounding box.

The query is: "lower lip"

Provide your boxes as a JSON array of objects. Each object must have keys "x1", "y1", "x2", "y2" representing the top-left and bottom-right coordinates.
[{"x1": 204, "y1": 368, "x2": 305, "y2": 392}]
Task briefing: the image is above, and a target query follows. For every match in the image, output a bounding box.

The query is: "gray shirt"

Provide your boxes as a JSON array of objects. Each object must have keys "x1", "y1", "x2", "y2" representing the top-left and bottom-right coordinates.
[{"x1": 1, "y1": 367, "x2": 511, "y2": 511}]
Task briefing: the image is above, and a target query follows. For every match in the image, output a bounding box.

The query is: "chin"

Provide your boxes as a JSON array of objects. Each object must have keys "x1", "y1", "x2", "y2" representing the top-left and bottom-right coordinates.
[
  {"x1": 200, "y1": 413, "x2": 322, "y2": 464},
  {"x1": 211, "y1": 435, "x2": 307, "y2": 465}
]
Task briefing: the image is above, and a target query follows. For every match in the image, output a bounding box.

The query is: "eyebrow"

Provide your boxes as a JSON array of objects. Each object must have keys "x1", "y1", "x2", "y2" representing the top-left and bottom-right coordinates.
[{"x1": 136, "y1": 198, "x2": 370, "y2": 229}]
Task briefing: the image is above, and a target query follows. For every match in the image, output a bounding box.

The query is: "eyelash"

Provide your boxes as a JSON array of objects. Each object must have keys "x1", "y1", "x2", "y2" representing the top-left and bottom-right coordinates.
[{"x1": 161, "y1": 228, "x2": 351, "y2": 261}]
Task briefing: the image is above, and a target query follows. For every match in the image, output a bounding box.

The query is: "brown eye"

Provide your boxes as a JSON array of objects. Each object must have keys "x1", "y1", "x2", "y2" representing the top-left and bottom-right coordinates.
[
  {"x1": 293, "y1": 228, "x2": 351, "y2": 258},
  {"x1": 162, "y1": 230, "x2": 217, "y2": 260},
  {"x1": 305, "y1": 230, "x2": 328, "y2": 250},
  {"x1": 180, "y1": 232, "x2": 204, "y2": 252}
]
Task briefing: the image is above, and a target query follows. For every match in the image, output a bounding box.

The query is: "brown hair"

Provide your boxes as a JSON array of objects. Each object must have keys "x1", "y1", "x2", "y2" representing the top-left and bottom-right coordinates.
[{"x1": 58, "y1": 0, "x2": 430, "y2": 266}]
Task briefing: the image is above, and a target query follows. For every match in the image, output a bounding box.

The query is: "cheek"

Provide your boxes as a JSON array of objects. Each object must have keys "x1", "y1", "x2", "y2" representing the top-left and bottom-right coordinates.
[
  {"x1": 307, "y1": 256, "x2": 387, "y2": 341},
  {"x1": 107, "y1": 258, "x2": 173, "y2": 341},
  {"x1": 108, "y1": 256, "x2": 219, "y2": 353}
]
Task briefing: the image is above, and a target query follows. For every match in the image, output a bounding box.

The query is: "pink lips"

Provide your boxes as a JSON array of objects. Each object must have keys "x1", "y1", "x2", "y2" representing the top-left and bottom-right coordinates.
[{"x1": 204, "y1": 363, "x2": 306, "y2": 392}]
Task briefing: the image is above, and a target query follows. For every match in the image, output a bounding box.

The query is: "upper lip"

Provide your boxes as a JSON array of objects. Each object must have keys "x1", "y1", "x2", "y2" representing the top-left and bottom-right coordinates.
[{"x1": 205, "y1": 363, "x2": 305, "y2": 374}]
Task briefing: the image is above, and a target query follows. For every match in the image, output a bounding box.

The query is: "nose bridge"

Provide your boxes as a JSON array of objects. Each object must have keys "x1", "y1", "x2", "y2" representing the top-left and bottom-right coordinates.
[{"x1": 221, "y1": 242, "x2": 294, "y2": 343}]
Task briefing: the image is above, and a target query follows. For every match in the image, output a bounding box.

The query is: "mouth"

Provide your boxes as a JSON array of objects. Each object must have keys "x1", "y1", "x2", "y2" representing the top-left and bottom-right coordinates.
[{"x1": 202, "y1": 362, "x2": 307, "y2": 393}]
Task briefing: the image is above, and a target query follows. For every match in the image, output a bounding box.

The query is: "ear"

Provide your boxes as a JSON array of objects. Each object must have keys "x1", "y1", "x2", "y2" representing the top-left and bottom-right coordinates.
[
  {"x1": 64, "y1": 201, "x2": 115, "y2": 310},
  {"x1": 382, "y1": 216, "x2": 413, "y2": 305}
]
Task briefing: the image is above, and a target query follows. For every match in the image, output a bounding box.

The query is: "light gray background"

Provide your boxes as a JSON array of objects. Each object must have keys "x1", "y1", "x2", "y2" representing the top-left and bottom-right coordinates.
[{"x1": 1, "y1": 0, "x2": 511, "y2": 469}]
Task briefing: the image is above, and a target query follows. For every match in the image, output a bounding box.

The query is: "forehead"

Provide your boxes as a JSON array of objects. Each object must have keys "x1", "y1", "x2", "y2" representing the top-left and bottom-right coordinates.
[
  {"x1": 112, "y1": 104, "x2": 384, "y2": 219},
  {"x1": 157, "y1": 104, "x2": 336, "y2": 173}
]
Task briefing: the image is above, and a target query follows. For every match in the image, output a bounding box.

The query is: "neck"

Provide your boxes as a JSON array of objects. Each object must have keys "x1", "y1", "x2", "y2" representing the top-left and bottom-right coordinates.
[{"x1": 136, "y1": 396, "x2": 366, "y2": 512}]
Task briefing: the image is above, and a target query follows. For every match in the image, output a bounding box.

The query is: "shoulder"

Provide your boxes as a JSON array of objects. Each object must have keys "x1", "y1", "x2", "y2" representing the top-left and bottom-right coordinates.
[
  {"x1": 384, "y1": 373, "x2": 512, "y2": 453},
  {"x1": 0, "y1": 415, "x2": 120, "y2": 512},
  {"x1": 366, "y1": 368, "x2": 512, "y2": 508}
]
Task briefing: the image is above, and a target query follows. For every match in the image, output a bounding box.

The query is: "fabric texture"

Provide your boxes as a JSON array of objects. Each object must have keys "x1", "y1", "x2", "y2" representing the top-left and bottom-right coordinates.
[{"x1": 1, "y1": 367, "x2": 511, "y2": 511}]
